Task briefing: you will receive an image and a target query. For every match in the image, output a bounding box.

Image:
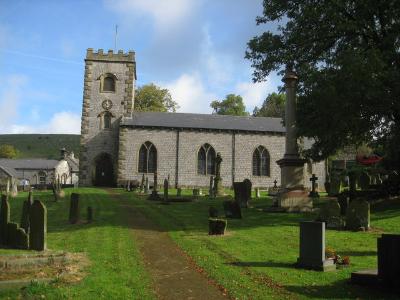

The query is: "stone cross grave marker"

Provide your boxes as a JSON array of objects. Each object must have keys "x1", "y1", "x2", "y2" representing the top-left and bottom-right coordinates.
[
  {"x1": 273, "y1": 180, "x2": 278, "y2": 188},
  {"x1": 297, "y1": 221, "x2": 336, "y2": 271},
  {"x1": 29, "y1": 200, "x2": 47, "y2": 251},
  {"x1": 309, "y1": 174, "x2": 319, "y2": 197}
]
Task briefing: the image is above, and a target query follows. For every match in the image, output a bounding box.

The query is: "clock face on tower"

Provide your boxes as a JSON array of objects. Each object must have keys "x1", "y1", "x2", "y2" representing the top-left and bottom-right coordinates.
[{"x1": 102, "y1": 99, "x2": 113, "y2": 110}]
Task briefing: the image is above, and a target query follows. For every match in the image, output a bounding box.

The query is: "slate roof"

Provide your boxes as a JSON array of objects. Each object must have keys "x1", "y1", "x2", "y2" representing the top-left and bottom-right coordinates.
[
  {"x1": 0, "y1": 159, "x2": 60, "y2": 170},
  {"x1": 121, "y1": 112, "x2": 285, "y2": 133}
]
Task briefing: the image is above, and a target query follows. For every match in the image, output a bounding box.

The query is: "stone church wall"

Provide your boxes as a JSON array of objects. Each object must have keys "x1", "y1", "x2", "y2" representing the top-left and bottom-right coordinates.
[{"x1": 118, "y1": 127, "x2": 290, "y2": 188}]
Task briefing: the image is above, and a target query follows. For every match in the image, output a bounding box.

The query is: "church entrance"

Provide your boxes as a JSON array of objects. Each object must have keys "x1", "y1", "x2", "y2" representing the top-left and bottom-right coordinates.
[{"x1": 94, "y1": 153, "x2": 114, "y2": 186}]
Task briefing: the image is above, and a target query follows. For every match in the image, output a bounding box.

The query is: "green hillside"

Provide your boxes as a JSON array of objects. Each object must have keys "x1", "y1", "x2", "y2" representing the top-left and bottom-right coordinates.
[{"x1": 0, "y1": 134, "x2": 80, "y2": 159}]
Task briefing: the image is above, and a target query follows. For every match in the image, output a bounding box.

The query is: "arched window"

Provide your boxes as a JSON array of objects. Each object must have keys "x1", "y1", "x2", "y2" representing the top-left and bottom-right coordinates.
[
  {"x1": 38, "y1": 171, "x2": 47, "y2": 185},
  {"x1": 198, "y1": 144, "x2": 216, "y2": 175},
  {"x1": 103, "y1": 76, "x2": 115, "y2": 92},
  {"x1": 138, "y1": 142, "x2": 157, "y2": 173},
  {"x1": 103, "y1": 112, "x2": 112, "y2": 129},
  {"x1": 252, "y1": 146, "x2": 270, "y2": 176}
]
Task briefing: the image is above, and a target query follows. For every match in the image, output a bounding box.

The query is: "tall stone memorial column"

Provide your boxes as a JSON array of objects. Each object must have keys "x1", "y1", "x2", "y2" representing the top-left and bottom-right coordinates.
[{"x1": 276, "y1": 67, "x2": 311, "y2": 212}]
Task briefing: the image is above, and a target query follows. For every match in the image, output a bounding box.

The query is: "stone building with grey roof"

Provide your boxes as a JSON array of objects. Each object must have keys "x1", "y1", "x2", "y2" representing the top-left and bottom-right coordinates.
[{"x1": 79, "y1": 49, "x2": 325, "y2": 188}]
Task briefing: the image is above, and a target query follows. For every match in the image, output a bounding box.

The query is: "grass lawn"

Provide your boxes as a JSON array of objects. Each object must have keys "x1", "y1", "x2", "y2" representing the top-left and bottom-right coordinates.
[
  {"x1": 0, "y1": 188, "x2": 154, "y2": 300},
  {"x1": 124, "y1": 189, "x2": 400, "y2": 300}
]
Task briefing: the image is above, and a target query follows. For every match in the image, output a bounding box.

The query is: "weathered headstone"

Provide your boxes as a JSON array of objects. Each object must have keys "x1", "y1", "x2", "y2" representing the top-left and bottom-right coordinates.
[
  {"x1": 15, "y1": 227, "x2": 29, "y2": 249},
  {"x1": 6, "y1": 222, "x2": 18, "y2": 247},
  {"x1": 297, "y1": 221, "x2": 336, "y2": 271},
  {"x1": 359, "y1": 172, "x2": 371, "y2": 191},
  {"x1": 0, "y1": 194, "x2": 10, "y2": 245},
  {"x1": 337, "y1": 193, "x2": 349, "y2": 215},
  {"x1": 193, "y1": 188, "x2": 200, "y2": 197},
  {"x1": 318, "y1": 199, "x2": 342, "y2": 229},
  {"x1": 148, "y1": 173, "x2": 161, "y2": 201},
  {"x1": 233, "y1": 179, "x2": 252, "y2": 208},
  {"x1": 309, "y1": 174, "x2": 319, "y2": 197},
  {"x1": 29, "y1": 200, "x2": 47, "y2": 251},
  {"x1": 255, "y1": 187, "x2": 260, "y2": 199},
  {"x1": 140, "y1": 174, "x2": 145, "y2": 193},
  {"x1": 163, "y1": 178, "x2": 169, "y2": 203},
  {"x1": 209, "y1": 176, "x2": 214, "y2": 198},
  {"x1": 126, "y1": 180, "x2": 131, "y2": 192},
  {"x1": 177, "y1": 187, "x2": 182, "y2": 197},
  {"x1": 346, "y1": 198, "x2": 370, "y2": 230},
  {"x1": 223, "y1": 200, "x2": 242, "y2": 219},
  {"x1": 87, "y1": 206, "x2": 93, "y2": 223},
  {"x1": 329, "y1": 174, "x2": 342, "y2": 196},
  {"x1": 69, "y1": 193, "x2": 80, "y2": 224},
  {"x1": 209, "y1": 218, "x2": 227, "y2": 235}
]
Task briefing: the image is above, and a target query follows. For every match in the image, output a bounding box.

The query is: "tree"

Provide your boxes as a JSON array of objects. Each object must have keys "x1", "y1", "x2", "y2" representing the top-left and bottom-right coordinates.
[
  {"x1": 253, "y1": 92, "x2": 285, "y2": 118},
  {"x1": 134, "y1": 83, "x2": 179, "y2": 112},
  {"x1": 0, "y1": 144, "x2": 18, "y2": 158},
  {"x1": 210, "y1": 94, "x2": 249, "y2": 116},
  {"x1": 246, "y1": 1, "x2": 400, "y2": 163}
]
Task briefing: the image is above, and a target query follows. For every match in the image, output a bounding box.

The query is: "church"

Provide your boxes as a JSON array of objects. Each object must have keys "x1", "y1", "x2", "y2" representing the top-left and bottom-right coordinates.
[{"x1": 79, "y1": 49, "x2": 325, "y2": 188}]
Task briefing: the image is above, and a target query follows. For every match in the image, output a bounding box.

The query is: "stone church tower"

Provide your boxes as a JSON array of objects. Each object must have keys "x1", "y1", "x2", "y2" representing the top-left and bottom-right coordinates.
[{"x1": 79, "y1": 48, "x2": 136, "y2": 186}]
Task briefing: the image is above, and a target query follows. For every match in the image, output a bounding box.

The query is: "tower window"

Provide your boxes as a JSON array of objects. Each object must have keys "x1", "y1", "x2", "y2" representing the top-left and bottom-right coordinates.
[
  {"x1": 198, "y1": 143, "x2": 216, "y2": 175},
  {"x1": 138, "y1": 142, "x2": 157, "y2": 173},
  {"x1": 99, "y1": 73, "x2": 117, "y2": 92},
  {"x1": 103, "y1": 112, "x2": 112, "y2": 129},
  {"x1": 252, "y1": 146, "x2": 270, "y2": 176}
]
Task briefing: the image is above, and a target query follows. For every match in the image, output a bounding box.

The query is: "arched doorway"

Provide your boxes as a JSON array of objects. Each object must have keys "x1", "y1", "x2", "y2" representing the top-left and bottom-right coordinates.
[{"x1": 94, "y1": 153, "x2": 114, "y2": 186}]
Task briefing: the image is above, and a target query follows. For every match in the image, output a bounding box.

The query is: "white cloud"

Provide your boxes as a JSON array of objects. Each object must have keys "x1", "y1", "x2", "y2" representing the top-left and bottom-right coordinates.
[
  {"x1": 163, "y1": 73, "x2": 217, "y2": 113},
  {"x1": 106, "y1": 0, "x2": 197, "y2": 32},
  {"x1": 234, "y1": 80, "x2": 273, "y2": 111},
  {"x1": 0, "y1": 111, "x2": 81, "y2": 134},
  {"x1": 0, "y1": 74, "x2": 28, "y2": 129}
]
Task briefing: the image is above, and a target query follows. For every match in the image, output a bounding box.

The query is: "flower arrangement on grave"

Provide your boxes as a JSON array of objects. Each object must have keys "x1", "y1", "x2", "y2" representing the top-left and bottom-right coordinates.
[{"x1": 325, "y1": 246, "x2": 350, "y2": 266}]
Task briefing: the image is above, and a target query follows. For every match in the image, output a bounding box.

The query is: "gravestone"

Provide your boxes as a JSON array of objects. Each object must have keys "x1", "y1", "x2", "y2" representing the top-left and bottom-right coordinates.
[
  {"x1": 209, "y1": 206, "x2": 219, "y2": 218},
  {"x1": 148, "y1": 173, "x2": 161, "y2": 201},
  {"x1": 0, "y1": 194, "x2": 10, "y2": 245},
  {"x1": 177, "y1": 188, "x2": 182, "y2": 197},
  {"x1": 337, "y1": 193, "x2": 349, "y2": 215},
  {"x1": 69, "y1": 193, "x2": 80, "y2": 224},
  {"x1": 145, "y1": 177, "x2": 149, "y2": 194},
  {"x1": 346, "y1": 198, "x2": 370, "y2": 230},
  {"x1": 208, "y1": 218, "x2": 227, "y2": 235},
  {"x1": 351, "y1": 234, "x2": 400, "y2": 288},
  {"x1": 255, "y1": 187, "x2": 260, "y2": 199},
  {"x1": 126, "y1": 180, "x2": 131, "y2": 192},
  {"x1": 15, "y1": 227, "x2": 29, "y2": 249},
  {"x1": 193, "y1": 188, "x2": 200, "y2": 197},
  {"x1": 348, "y1": 172, "x2": 357, "y2": 196},
  {"x1": 329, "y1": 175, "x2": 342, "y2": 196},
  {"x1": 87, "y1": 206, "x2": 93, "y2": 223},
  {"x1": 359, "y1": 172, "x2": 371, "y2": 190},
  {"x1": 268, "y1": 180, "x2": 280, "y2": 196},
  {"x1": 163, "y1": 178, "x2": 169, "y2": 203},
  {"x1": 209, "y1": 176, "x2": 215, "y2": 198},
  {"x1": 6, "y1": 222, "x2": 18, "y2": 247},
  {"x1": 318, "y1": 199, "x2": 342, "y2": 229},
  {"x1": 29, "y1": 200, "x2": 47, "y2": 251},
  {"x1": 223, "y1": 200, "x2": 242, "y2": 219},
  {"x1": 309, "y1": 174, "x2": 319, "y2": 197},
  {"x1": 233, "y1": 179, "x2": 252, "y2": 208},
  {"x1": 297, "y1": 221, "x2": 336, "y2": 271}
]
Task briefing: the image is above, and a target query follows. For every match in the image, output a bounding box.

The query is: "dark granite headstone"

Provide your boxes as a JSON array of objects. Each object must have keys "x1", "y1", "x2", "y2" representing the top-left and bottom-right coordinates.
[
  {"x1": 378, "y1": 234, "x2": 400, "y2": 288},
  {"x1": 223, "y1": 201, "x2": 242, "y2": 219},
  {"x1": 208, "y1": 218, "x2": 227, "y2": 235},
  {"x1": 69, "y1": 193, "x2": 80, "y2": 224},
  {"x1": 0, "y1": 194, "x2": 10, "y2": 245},
  {"x1": 297, "y1": 221, "x2": 336, "y2": 271}
]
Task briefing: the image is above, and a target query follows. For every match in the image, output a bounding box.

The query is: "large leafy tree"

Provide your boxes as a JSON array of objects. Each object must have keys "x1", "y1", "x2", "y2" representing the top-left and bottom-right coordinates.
[
  {"x1": 253, "y1": 92, "x2": 285, "y2": 118},
  {"x1": 210, "y1": 94, "x2": 249, "y2": 116},
  {"x1": 134, "y1": 83, "x2": 179, "y2": 112},
  {"x1": 0, "y1": 144, "x2": 18, "y2": 159},
  {"x1": 246, "y1": 1, "x2": 400, "y2": 164}
]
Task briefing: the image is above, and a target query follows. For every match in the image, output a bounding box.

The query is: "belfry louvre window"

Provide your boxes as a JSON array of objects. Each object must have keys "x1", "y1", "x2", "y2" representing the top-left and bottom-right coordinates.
[
  {"x1": 138, "y1": 142, "x2": 157, "y2": 173},
  {"x1": 103, "y1": 76, "x2": 115, "y2": 92},
  {"x1": 252, "y1": 146, "x2": 270, "y2": 176},
  {"x1": 198, "y1": 143, "x2": 216, "y2": 175}
]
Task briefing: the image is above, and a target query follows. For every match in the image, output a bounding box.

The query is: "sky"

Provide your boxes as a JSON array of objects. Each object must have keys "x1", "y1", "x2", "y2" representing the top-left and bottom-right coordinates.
[{"x1": 0, "y1": 0, "x2": 282, "y2": 134}]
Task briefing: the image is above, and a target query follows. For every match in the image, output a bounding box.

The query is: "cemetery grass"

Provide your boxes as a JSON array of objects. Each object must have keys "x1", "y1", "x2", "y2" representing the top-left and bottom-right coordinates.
[
  {"x1": 0, "y1": 188, "x2": 155, "y2": 300},
  {"x1": 125, "y1": 189, "x2": 400, "y2": 300}
]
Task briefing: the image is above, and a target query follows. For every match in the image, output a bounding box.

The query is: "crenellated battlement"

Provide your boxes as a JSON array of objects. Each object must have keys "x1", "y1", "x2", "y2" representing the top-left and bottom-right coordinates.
[{"x1": 85, "y1": 48, "x2": 135, "y2": 63}]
